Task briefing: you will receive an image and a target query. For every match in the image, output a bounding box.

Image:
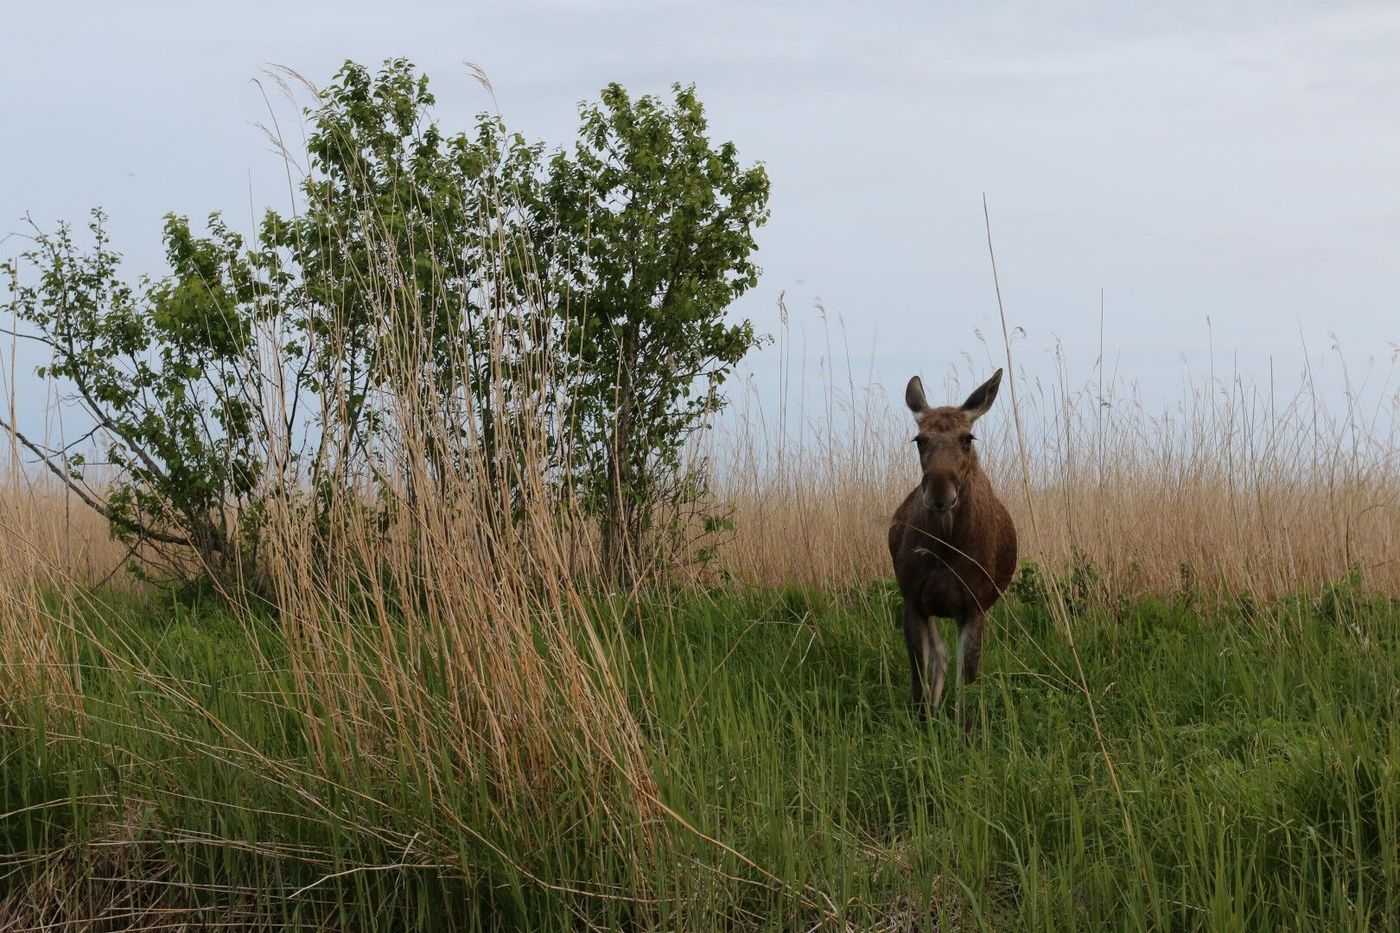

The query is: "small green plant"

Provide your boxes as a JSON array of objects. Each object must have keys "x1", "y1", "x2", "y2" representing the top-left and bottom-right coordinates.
[
  {"x1": 1313, "y1": 563, "x2": 1395, "y2": 629},
  {"x1": 1010, "y1": 558, "x2": 1049, "y2": 608},
  {"x1": 1178, "y1": 560, "x2": 1199, "y2": 607},
  {"x1": 693, "y1": 511, "x2": 736, "y2": 569},
  {"x1": 1064, "y1": 545, "x2": 1103, "y2": 613}
]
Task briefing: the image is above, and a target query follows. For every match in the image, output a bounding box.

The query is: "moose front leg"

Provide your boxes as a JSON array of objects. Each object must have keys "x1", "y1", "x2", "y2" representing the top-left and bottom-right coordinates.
[
  {"x1": 956, "y1": 612, "x2": 985, "y2": 735},
  {"x1": 902, "y1": 601, "x2": 948, "y2": 718}
]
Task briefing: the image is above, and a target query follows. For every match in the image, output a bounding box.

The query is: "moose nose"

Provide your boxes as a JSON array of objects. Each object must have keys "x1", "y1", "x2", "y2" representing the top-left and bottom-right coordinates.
[{"x1": 933, "y1": 492, "x2": 959, "y2": 512}]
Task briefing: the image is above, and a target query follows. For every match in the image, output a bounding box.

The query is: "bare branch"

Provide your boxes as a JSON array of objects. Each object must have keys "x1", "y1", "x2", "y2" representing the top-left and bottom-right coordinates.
[{"x1": 0, "y1": 325, "x2": 56, "y2": 348}]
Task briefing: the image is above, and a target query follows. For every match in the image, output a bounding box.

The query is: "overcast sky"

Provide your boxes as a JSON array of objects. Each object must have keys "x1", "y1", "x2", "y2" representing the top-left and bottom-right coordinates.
[{"x1": 3, "y1": 0, "x2": 1398, "y2": 434}]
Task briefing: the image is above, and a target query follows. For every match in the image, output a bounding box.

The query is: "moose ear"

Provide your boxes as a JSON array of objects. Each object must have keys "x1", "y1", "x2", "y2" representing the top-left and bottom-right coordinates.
[
  {"x1": 905, "y1": 376, "x2": 929, "y2": 414},
  {"x1": 961, "y1": 368, "x2": 1003, "y2": 423}
]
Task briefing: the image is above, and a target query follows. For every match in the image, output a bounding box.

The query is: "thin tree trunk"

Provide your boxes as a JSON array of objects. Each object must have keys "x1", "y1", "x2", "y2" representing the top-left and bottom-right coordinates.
[{"x1": 603, "y1": 325, "x2": 639, "y2": 589}]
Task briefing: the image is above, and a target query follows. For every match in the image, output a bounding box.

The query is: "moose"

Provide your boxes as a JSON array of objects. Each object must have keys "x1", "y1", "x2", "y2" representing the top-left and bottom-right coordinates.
[{"x1": 888, "y1": 369, "x2": 1018, "y2": 730}]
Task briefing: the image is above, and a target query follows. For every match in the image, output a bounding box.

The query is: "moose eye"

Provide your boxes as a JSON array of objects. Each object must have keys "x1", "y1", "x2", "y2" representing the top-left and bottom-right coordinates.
[
  {"x1": 913, "y1": 436, "x2": 928, "y2": 452},
  {"x1": 960, "y1": 433, "x2": 975, "y2": 446}
]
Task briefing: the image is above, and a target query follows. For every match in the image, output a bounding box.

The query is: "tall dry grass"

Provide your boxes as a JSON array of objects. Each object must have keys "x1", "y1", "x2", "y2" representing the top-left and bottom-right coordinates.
[
  {"x1": 0, "y1": 476, "x2": 83, "y2": 722},
  {"x1": 714, "y1": 317, "x2": 1399, "y2": 601},
  {"x1": 0, "y1": 479, "x2": 134, "y2": 588},
  {"x1": 235, "y1": 284, "x2": 668, "y2": 905}
]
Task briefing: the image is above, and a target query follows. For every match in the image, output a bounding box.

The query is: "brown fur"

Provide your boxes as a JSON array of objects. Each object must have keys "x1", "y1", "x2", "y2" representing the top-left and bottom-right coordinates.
[{"x1": 887, "y1": 370, "x2": 1017, "y2": 729}]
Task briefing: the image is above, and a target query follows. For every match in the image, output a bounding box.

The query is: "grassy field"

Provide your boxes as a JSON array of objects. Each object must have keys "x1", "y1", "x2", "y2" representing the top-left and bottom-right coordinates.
[
  {"x1": 2, "y1": 342, "x2": 1396, "y2": 929},
  {"x1": 3, "y1": 576, "x2": 1395, "y2": 930}
]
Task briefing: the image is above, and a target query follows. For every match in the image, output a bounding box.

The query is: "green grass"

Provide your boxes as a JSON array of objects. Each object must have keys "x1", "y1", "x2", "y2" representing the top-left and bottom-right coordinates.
[{"x1": 2, "y1": 582, "x2": 1397, "y2": 930}]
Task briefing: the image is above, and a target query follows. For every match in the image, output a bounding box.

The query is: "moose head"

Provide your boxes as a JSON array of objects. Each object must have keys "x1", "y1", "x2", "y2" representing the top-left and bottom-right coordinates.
[{"x1": 904, "y1": 369, "x2": 1003, "y2": 514}]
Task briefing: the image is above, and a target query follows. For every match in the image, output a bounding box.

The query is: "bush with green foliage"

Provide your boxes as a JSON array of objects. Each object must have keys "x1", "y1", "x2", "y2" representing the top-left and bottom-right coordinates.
[
  {"x1": 546, "y1": 82, "x2": 770, "y2": 584},
  {"x1": 2, "y1": 59, "x2": 768, "y2": 590}
]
